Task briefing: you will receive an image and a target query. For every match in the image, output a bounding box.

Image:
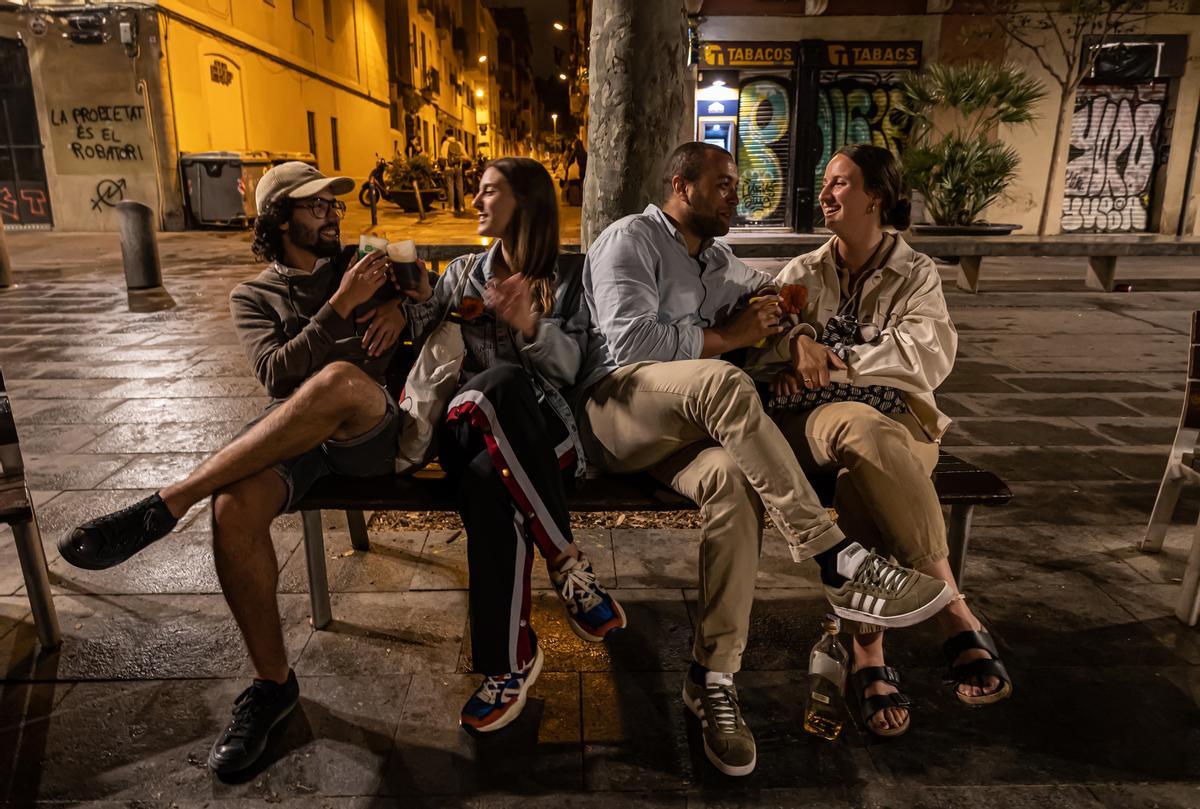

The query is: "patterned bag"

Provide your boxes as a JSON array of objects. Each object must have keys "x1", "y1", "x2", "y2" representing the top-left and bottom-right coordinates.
[{"x1": 762, "y1": 313, "x2": 909, "y2": 416}]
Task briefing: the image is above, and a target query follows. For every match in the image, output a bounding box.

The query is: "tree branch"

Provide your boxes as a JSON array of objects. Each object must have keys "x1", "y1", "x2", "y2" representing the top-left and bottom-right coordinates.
[{"x1": 987, "y1": 2, "x2": 1068, "y2": 87}]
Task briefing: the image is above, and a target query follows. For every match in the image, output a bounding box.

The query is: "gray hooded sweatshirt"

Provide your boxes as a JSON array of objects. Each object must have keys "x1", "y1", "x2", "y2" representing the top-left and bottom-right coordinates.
[{"x1": 229, "y1": 247, "x2": 395, "y2": 402}]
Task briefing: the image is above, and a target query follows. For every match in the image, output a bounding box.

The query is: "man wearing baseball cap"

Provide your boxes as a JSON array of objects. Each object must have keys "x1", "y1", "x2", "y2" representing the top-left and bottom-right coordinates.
[{"x1": 58, "y1": 161, "x2": 431, "y2": 775}]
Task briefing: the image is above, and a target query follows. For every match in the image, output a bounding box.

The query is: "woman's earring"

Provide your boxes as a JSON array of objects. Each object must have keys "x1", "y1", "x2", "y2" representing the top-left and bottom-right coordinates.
[{"x1": 868, "y1": 204, "x2": 875, "y2": 212}]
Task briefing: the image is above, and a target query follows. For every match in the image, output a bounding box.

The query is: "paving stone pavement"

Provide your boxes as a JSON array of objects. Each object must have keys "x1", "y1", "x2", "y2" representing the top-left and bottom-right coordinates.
[{"x1": 1, "y1": 234, "x2": 1200, "y2": 807}]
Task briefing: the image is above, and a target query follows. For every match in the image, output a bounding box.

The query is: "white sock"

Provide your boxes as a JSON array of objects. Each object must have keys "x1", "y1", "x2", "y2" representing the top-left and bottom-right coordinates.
[
  {"x1": 704, "y1": 671, "x2": 734, "y2": 687},
  {"x1": 836, "y1": 542, "x2": 870, "y2": 579}
]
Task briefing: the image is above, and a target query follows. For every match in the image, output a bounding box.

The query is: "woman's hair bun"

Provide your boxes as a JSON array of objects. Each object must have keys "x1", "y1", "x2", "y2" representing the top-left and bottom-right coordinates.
[{"x1": 888, "y1": 198, "x2": 913, "y2": 230}]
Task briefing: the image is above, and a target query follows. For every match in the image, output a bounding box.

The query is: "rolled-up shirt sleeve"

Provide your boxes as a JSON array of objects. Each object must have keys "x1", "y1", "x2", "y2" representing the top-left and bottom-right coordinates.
[{"x1": 587, "y1": 229, "x2": 704, "y2": 364}]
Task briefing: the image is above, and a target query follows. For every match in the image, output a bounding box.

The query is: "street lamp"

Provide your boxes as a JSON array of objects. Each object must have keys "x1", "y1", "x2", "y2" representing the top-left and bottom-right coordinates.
[
  {"x1": 553, "y1": 21, "x2": 566, "y2": 31},
  {"x1": 558, "y1": 72, "x2": 568, "y2": 81},
  {"x1": 478, "y1": 54, "x2": 487, "y2": 63},
  {"x1": 551, "y1": 112, "x2": 558, "y2": 145}
]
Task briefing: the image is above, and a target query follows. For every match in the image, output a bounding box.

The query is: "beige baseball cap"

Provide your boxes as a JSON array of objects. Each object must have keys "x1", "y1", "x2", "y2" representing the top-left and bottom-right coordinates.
[{"x1": 255, "y1": 161, "x2": 355, "y2": 211}]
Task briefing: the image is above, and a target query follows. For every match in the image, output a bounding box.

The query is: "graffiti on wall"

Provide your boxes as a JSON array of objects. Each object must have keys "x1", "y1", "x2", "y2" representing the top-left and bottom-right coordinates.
[
  {"x1": 736, "y1": 78, "x2": 791, "y2": 227},
  {"x1": 48, "y1": 103, "x2": 152, "y2": 176},
  {"x1": 0, "y1": 181, "x2": 51, "y2": 226},
  {"x1": 90, "y1": 178, "x2": 127, "y2": 210},
  {"x1": 815, "y1": 71, "x2": 912, "y2": 221},
  {"x1": 1061, "y1": 83, "x2": 1165, "y2": 233}
]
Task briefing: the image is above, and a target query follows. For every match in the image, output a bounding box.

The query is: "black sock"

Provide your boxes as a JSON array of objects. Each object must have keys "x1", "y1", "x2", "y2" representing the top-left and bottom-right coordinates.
[
  {"x1": 814, "y1": 537, "x2": 860, "y2": 587},
  {"x1": 689, "y1": 661, "x2": 709, "y2": 685}
]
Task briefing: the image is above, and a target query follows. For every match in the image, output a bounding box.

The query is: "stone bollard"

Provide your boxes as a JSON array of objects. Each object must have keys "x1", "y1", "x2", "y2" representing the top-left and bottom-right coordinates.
[{"x1": 117, "y1": 200, "x2": 163, "y2": 290}]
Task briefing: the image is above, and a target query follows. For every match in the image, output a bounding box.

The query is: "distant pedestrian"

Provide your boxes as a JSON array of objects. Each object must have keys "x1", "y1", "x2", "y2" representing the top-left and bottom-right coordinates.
[
  {"x1": 407, "y1": 133, "x2": 423, "y2": 158},
  {"x1": 440, "y1": 127, "x2": 466, "y2": 213}
]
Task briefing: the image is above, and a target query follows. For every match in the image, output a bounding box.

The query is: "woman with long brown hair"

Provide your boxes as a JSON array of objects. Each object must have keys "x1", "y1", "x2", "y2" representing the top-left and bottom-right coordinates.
[{"x1": 403, "y1": 157, "x2": 625, "y2": 734}]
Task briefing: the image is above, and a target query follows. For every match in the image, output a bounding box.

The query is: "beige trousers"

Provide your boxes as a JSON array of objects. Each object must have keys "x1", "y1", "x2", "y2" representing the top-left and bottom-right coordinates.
[
  {"x1": 776, "y1": 402, "x2": 946, "y2": 570},
  {"x1": 581, "y1": 360, "x2": 845, "y2": 672}
]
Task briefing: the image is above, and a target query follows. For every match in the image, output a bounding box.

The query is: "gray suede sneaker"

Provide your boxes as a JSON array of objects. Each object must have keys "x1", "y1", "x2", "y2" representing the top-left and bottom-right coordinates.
[
  {"x1": 682, "y1": 670, "x2": 756, "y2": 777},
  {"x1": 823, "y1": 547, "x2": 953, "y2": 628}
]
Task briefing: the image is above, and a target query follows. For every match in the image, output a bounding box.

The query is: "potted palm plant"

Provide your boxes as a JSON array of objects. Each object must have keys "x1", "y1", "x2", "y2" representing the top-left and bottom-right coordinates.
[
  {"x1": 898, "y1": 61, "x2": 1045, "y2": 234},
  {"x1": 384, "y1": 154, "x2": 444, "y2": 213}
]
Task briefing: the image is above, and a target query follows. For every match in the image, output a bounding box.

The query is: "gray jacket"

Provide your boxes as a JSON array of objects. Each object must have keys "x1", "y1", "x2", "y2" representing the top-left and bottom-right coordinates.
[{"x1": 404, "y1": 243, "x2": 590, "y2": 474}]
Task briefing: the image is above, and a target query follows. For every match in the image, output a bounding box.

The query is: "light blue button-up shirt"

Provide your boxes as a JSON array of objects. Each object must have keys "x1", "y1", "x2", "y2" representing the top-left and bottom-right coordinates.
[{"x1": 577, "y1": 204, "x2": 772, "y2": 393}]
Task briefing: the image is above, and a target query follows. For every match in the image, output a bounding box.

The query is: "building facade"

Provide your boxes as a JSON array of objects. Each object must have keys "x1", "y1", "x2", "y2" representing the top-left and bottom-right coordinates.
[
  {"x1": 694, "y1": 0, "x2": 1200, "y2": 236},
  {"x1": 0, "y1": 0, "x2": 511, "y2": 231}
]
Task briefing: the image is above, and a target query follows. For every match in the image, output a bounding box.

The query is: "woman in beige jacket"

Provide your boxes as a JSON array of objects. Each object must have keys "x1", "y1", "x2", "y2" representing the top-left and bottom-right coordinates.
[{"x1": 752, "y1": 144, "x2": 1012, "y2": 737}]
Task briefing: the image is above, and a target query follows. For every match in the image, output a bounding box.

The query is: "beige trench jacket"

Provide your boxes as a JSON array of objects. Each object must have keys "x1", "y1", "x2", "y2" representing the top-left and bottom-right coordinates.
[{"x1": 748, "y1": 235, "x2": 958, "y2": 441}]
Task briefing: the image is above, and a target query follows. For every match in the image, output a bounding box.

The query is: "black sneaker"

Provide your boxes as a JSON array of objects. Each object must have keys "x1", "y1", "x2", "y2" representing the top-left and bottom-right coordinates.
[
  {"x1": 208, "y1": 670, "x2": 300, "y2": 775},
  {"x1": 57, "y1": 493, "x2": 178, "y2": 570}
]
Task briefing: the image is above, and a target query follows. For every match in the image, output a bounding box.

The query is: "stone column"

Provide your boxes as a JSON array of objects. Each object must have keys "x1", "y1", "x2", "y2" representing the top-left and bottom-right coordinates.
[{"x1": 582, "y1": 0, "x2": 691, "y2": 247}]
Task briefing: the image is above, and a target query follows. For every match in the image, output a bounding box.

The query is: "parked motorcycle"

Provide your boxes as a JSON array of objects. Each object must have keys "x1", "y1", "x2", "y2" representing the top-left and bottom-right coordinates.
[{"x1": 359, "y1": 156, "x2": 389, "y2": 208}]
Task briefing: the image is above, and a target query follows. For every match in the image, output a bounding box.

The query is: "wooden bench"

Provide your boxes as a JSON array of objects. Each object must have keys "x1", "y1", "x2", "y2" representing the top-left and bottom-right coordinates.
[
  {"x1": 1141, "y1": 310, "x2": 1200, "y2": 624},
  {"x1": 723, "y1": 232, "x2": 1200, "y2": 294},
  {"x1": 0, "y1": 370, "x2": 61, "y2": 649},
  {"x1": 293, "y1": 451, "x2": 1011, "y2": 629}
]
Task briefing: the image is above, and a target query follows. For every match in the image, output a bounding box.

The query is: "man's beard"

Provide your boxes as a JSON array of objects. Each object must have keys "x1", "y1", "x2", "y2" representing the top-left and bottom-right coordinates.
[
  {"x1": 288, "y1": 217, "x2": 341, "y2": 258},
  {"x1": 684, "y1": 208, "x2": 730, "y2": 241}
]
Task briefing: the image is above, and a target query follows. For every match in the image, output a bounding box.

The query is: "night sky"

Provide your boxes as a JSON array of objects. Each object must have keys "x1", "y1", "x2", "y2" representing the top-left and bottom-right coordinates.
[{"x1": 483, "y1": 0, "x2": 571, "y2": 79}]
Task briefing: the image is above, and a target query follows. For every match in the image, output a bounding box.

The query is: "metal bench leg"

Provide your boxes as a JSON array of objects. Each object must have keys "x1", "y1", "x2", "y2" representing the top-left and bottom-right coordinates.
[
  {"x1": 301, "y1": 510, "x2": 333, "y2": 630},
  {"x1": 947, "y1": 504, "x2": 974, "y2": 588},
  {"x1": 346, "y1": 510, "x2": 370, "y2": 551},
  {"x1": 1086, "y1": 255, "x2": 1118, "y2": 292},
  {"x1": 12, "y1": 516, "x2": 61, "y2": 650},
  {"x1": 1176, "y1": 515, "x2": 1200, "y2": 625},
  {"x1": 956, "y1": 256, "x2": 983, "y2": 293},
  {"x1": 1142, "y1": 465, "x2": 1185, "y2": 552}
]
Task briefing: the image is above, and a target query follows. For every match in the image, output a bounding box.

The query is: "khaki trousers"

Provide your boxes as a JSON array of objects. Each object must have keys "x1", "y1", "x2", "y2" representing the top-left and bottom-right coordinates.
[
  {"x1": 581, "y1": 360, "x2": 845, "y2": 672},
  {"x1": 775, "y1": 402, "x2": 946, "y2": 571}
]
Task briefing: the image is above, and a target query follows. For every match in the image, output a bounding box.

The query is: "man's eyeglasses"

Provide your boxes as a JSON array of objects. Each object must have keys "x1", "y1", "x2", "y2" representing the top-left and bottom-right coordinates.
[{"x1": 298, "y1": 198, "x2": 347, "y2": 219}]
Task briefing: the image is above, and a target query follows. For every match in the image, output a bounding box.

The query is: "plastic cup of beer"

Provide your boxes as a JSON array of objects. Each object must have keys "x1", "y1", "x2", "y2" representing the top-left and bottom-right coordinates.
[
  {"x1": 357, "y1": 234, "x2": 389, "y2": 259},
  {"x1": 387, "y1": 239, "x2": 422, "y2": 290}
]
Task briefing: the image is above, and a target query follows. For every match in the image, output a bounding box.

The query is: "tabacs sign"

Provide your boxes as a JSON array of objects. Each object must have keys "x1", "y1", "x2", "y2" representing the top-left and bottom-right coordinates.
[
  {"x1": 823, "y1": 42, "x2": 921, "y2": 68},
  {"x1": 701, "y1": 42, "x2": 796, "y2": 68},
  {"x1": 701, "y1": 41, "x2": 921, "y2": 69}
]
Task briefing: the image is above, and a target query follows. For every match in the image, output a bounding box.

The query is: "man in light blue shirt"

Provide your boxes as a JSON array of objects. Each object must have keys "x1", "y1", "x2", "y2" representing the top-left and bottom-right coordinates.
[{"x1": 576, "y1": 142, "x2": 952, "y2": 777}]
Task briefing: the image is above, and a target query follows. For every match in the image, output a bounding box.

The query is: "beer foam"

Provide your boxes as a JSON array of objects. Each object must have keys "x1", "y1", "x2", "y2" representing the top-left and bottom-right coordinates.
[
  {"x1": 387, "y1": 239, "x2": 417, "y2": 262},
  {"x1": 358, "y1": 235, "x2": 389, "y2": 253}
]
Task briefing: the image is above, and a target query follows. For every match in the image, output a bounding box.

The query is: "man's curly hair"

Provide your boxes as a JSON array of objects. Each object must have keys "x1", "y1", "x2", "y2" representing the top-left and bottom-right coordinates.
[{"x1": 251, "y1": 197, "x2": 296, "y2": 263}]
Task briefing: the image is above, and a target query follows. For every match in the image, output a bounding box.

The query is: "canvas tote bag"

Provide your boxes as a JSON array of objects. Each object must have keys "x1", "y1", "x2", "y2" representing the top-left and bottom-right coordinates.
[{"x1": 393, "y1": 254, "x2": 477, "y2": 473}]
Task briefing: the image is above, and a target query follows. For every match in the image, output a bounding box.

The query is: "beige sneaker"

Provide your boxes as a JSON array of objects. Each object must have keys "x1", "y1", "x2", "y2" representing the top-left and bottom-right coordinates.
[
  {"x1": 824, "y1": 547, "x2": 953, "y2": 628},
  {"x1": 682, "y1": 670, "x2": 757, "y2": 777}
]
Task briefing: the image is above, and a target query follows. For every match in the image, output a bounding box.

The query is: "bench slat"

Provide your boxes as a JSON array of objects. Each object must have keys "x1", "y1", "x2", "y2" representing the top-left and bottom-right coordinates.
[{"x1": 294, "y1": 452, "x2": 1011, "y2": 513}]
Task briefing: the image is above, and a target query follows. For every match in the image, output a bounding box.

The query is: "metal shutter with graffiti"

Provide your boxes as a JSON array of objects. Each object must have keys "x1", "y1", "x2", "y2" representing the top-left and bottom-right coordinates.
[
  {"x1": 814, "y1": 71, "x2": 912, "y2": 226},
  {"x1": 736, "y1": 77, "x2": 792, "y2": 229},
  {"x1": 1061, "y1": 82, "x2": 1165, "y2": 233}
]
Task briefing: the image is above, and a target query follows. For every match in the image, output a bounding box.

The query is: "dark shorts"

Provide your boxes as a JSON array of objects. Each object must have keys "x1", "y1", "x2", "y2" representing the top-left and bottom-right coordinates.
[{"x1": 244, "y1": 386, "x2": 401, "y2": 513}]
